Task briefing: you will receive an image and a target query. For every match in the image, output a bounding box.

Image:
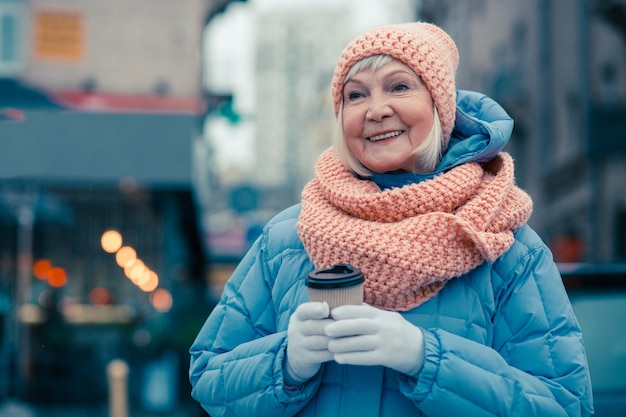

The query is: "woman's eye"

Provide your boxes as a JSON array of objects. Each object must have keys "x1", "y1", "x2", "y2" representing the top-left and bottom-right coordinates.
[
  {"x1": 393, "y1": 83, "x2": 409, "y2": 92},
  {"x1": 346, "y1": 91, "x2": 363, "y2": 101}
]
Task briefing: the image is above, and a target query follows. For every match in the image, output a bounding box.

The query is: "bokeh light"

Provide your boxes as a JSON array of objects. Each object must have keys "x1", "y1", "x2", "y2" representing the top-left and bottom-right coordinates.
[
  {"x1": 33, "y1": 259, "x2": 52, "y2": 280},
  {"x1": 101, "y1": 230, "x2": 123, "y2": 253},
  {"x1": 124, "y1": 259, "x2": 145, "y2": 283},
  {"x1": 132, "y1": 329, "x2": 151, "y2": 347},
  {"x1": 115, "y1": 246, "x2": 136, "y2": 268},
  {"x1": 89, "y1": 287, "x2": 111, "y2": 305},
  {"x1": 136, "y1": 269, "x2": 151, "y2": 286},
  {"x1": 150, "y1": 288, "x2": 172, "y2": 312},
  {"x1": 139, "y1": 271, "x2": 158, "y2": 292},
  {"x1": 102, "y1": 234, "x2": 160, "y2": 294},
  {"x1": 48, "y1": 267, "x2": 67, "y2": 287},
  {"x1": 37, "y1": 289, "x2": 52, "y2": 307}
]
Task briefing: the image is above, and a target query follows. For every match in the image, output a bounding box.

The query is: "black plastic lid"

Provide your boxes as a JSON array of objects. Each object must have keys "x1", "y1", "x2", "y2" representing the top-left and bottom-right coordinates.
[{"x1": 306, "y1": 263, "x2": 364, "y2": 289}]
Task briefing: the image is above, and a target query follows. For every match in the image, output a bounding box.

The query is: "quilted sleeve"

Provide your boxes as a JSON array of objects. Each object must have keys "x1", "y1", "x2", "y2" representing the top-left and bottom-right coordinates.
[
  {"x1": 399, "y1": 231, "x2": 594, "y2": 416},
  {"x1": 188, "y1": 221, "x2": 320, "y2": 417}
]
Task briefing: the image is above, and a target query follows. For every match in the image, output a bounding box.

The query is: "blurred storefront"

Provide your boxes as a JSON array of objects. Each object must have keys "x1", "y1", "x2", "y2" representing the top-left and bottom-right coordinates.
[{"x1": 0, "y1": 0, "x2": 244, "y2": 413}]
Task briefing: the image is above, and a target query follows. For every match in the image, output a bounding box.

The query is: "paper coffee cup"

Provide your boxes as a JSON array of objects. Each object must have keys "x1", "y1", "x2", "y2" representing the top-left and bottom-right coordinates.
[{"x1": 306, "y1": 264, "x2": 364, "y2": 311}]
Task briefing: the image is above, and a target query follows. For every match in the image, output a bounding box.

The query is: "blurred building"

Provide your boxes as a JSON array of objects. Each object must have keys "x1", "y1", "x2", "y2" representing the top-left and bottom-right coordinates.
[
  {"x1": 199, "y1": 2, "x2": 421, "y2": 281},
  {"x1": 0, "y1": 0, "x2": 241, "y2": 411},
  {"x1": 421, "y1": 0, "x2": 626, "y2": 263},
  {"x1": 243, "y1": 1, "x2": 421, "y2": 210},
  {"x1": 253, "y1": 7, "x2": 350, "y2": 205}
]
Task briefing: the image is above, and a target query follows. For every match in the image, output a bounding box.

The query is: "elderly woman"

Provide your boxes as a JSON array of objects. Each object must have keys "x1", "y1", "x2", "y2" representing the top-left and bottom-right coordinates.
[{"x1": 189, "y1": 22, "x2": 593, "y2": 417}]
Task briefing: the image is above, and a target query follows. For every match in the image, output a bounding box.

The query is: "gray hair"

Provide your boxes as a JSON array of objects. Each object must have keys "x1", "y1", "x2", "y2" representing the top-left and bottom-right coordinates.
[{"x1": 332, "y1": 55, "x2": 443, "y2": 176}]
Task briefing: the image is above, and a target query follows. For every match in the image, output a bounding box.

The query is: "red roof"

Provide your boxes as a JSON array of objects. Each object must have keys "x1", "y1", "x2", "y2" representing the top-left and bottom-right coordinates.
[{"x1": 53, "y1": 90, "x2": 205, "y2": 114}]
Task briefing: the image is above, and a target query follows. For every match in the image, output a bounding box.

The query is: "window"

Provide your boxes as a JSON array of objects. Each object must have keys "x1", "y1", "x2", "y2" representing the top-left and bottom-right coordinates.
[
  {"x1": 32, "y1": 9, "x2": 83, "y2": 61},
  {"x1": 0, "y1": 2, "x2": 24, "y2": 76}
]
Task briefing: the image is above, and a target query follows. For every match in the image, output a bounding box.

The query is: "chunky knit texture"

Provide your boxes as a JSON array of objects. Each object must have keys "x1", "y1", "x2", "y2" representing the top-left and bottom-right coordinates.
[
  {"x1": 297, "y1": 148, "x2": 533, "y2": 311},
  {"x1": 331, "y1": 22, "x2": 459, "y2": 148}
]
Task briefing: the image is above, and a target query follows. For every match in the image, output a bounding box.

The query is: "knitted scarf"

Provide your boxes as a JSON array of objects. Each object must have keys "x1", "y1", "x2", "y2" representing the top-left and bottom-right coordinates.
[{"x1": 297, "y1": 148, "x2": 533, "y2": 311}]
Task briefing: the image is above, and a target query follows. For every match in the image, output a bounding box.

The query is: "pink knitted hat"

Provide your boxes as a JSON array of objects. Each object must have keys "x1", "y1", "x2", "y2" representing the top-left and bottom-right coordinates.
[{"x1": 331, "y1": 22, "x2": 459, "y2": 147}]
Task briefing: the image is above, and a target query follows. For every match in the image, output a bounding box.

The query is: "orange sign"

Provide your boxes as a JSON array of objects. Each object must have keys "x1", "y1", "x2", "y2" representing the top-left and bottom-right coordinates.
[{"x1": 33, "y1": 10, "x2": 83, "y2": 61}]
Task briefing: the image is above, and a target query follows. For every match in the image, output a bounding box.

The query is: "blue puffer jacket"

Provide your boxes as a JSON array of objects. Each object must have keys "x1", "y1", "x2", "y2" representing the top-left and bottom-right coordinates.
[{"x1": 189, "y1": 91, "x2": 594, "y2": 417}]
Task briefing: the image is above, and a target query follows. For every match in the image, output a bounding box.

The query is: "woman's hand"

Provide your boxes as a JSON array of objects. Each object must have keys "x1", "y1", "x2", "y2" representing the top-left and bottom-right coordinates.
[
  {"x1": 325, "y1": 303, "x2": 425, "y2": 376},
  {"x1": 285, "y1": 302, "x2": 335, "y2": 385}
]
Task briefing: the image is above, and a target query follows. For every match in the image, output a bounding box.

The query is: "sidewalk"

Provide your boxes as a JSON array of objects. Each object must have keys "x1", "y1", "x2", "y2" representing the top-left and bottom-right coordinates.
[{"x1": 0, "y1": 399, "x2": 207, "y2": 417}]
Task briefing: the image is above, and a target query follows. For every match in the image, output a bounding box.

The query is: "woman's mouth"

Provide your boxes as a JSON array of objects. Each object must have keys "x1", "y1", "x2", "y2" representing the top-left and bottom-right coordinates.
[{"x1": 367, "y1": 130, "x2": 404, "y2": 142}]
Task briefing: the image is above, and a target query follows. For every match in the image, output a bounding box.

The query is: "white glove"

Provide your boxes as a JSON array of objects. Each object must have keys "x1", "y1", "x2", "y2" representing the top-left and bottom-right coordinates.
[
  {"x1": 325, "y1": 303, "x2": 425, "y2": 376},
  {"x1": 285, "y1": 302, "x2": 335, "y2": 385}
]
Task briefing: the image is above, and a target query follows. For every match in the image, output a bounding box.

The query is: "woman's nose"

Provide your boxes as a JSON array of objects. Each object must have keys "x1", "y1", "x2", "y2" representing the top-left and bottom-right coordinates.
[{"x1": 366, "y1": 96, "x2": 393, "y2": 121}]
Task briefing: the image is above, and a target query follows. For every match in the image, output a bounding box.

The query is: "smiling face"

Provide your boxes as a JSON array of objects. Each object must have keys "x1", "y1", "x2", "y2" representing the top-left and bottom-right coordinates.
[{"x1": 341, "y1": 58, "x2": 435, "y2": 174}]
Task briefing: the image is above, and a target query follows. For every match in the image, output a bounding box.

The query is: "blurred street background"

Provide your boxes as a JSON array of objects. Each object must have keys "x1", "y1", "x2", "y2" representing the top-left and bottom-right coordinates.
[{"x1": 1, "y1": 0, "x2": 626, "y2": 416}]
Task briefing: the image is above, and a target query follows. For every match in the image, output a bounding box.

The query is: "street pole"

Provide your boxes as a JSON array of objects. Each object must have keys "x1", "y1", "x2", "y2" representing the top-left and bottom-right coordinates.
[
  {"x1": 15, "y1": 203, "x2": 34, "y2": 399},
  {"x1": 1, "y1": 188, "x2": 37, "y2": 400}
]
